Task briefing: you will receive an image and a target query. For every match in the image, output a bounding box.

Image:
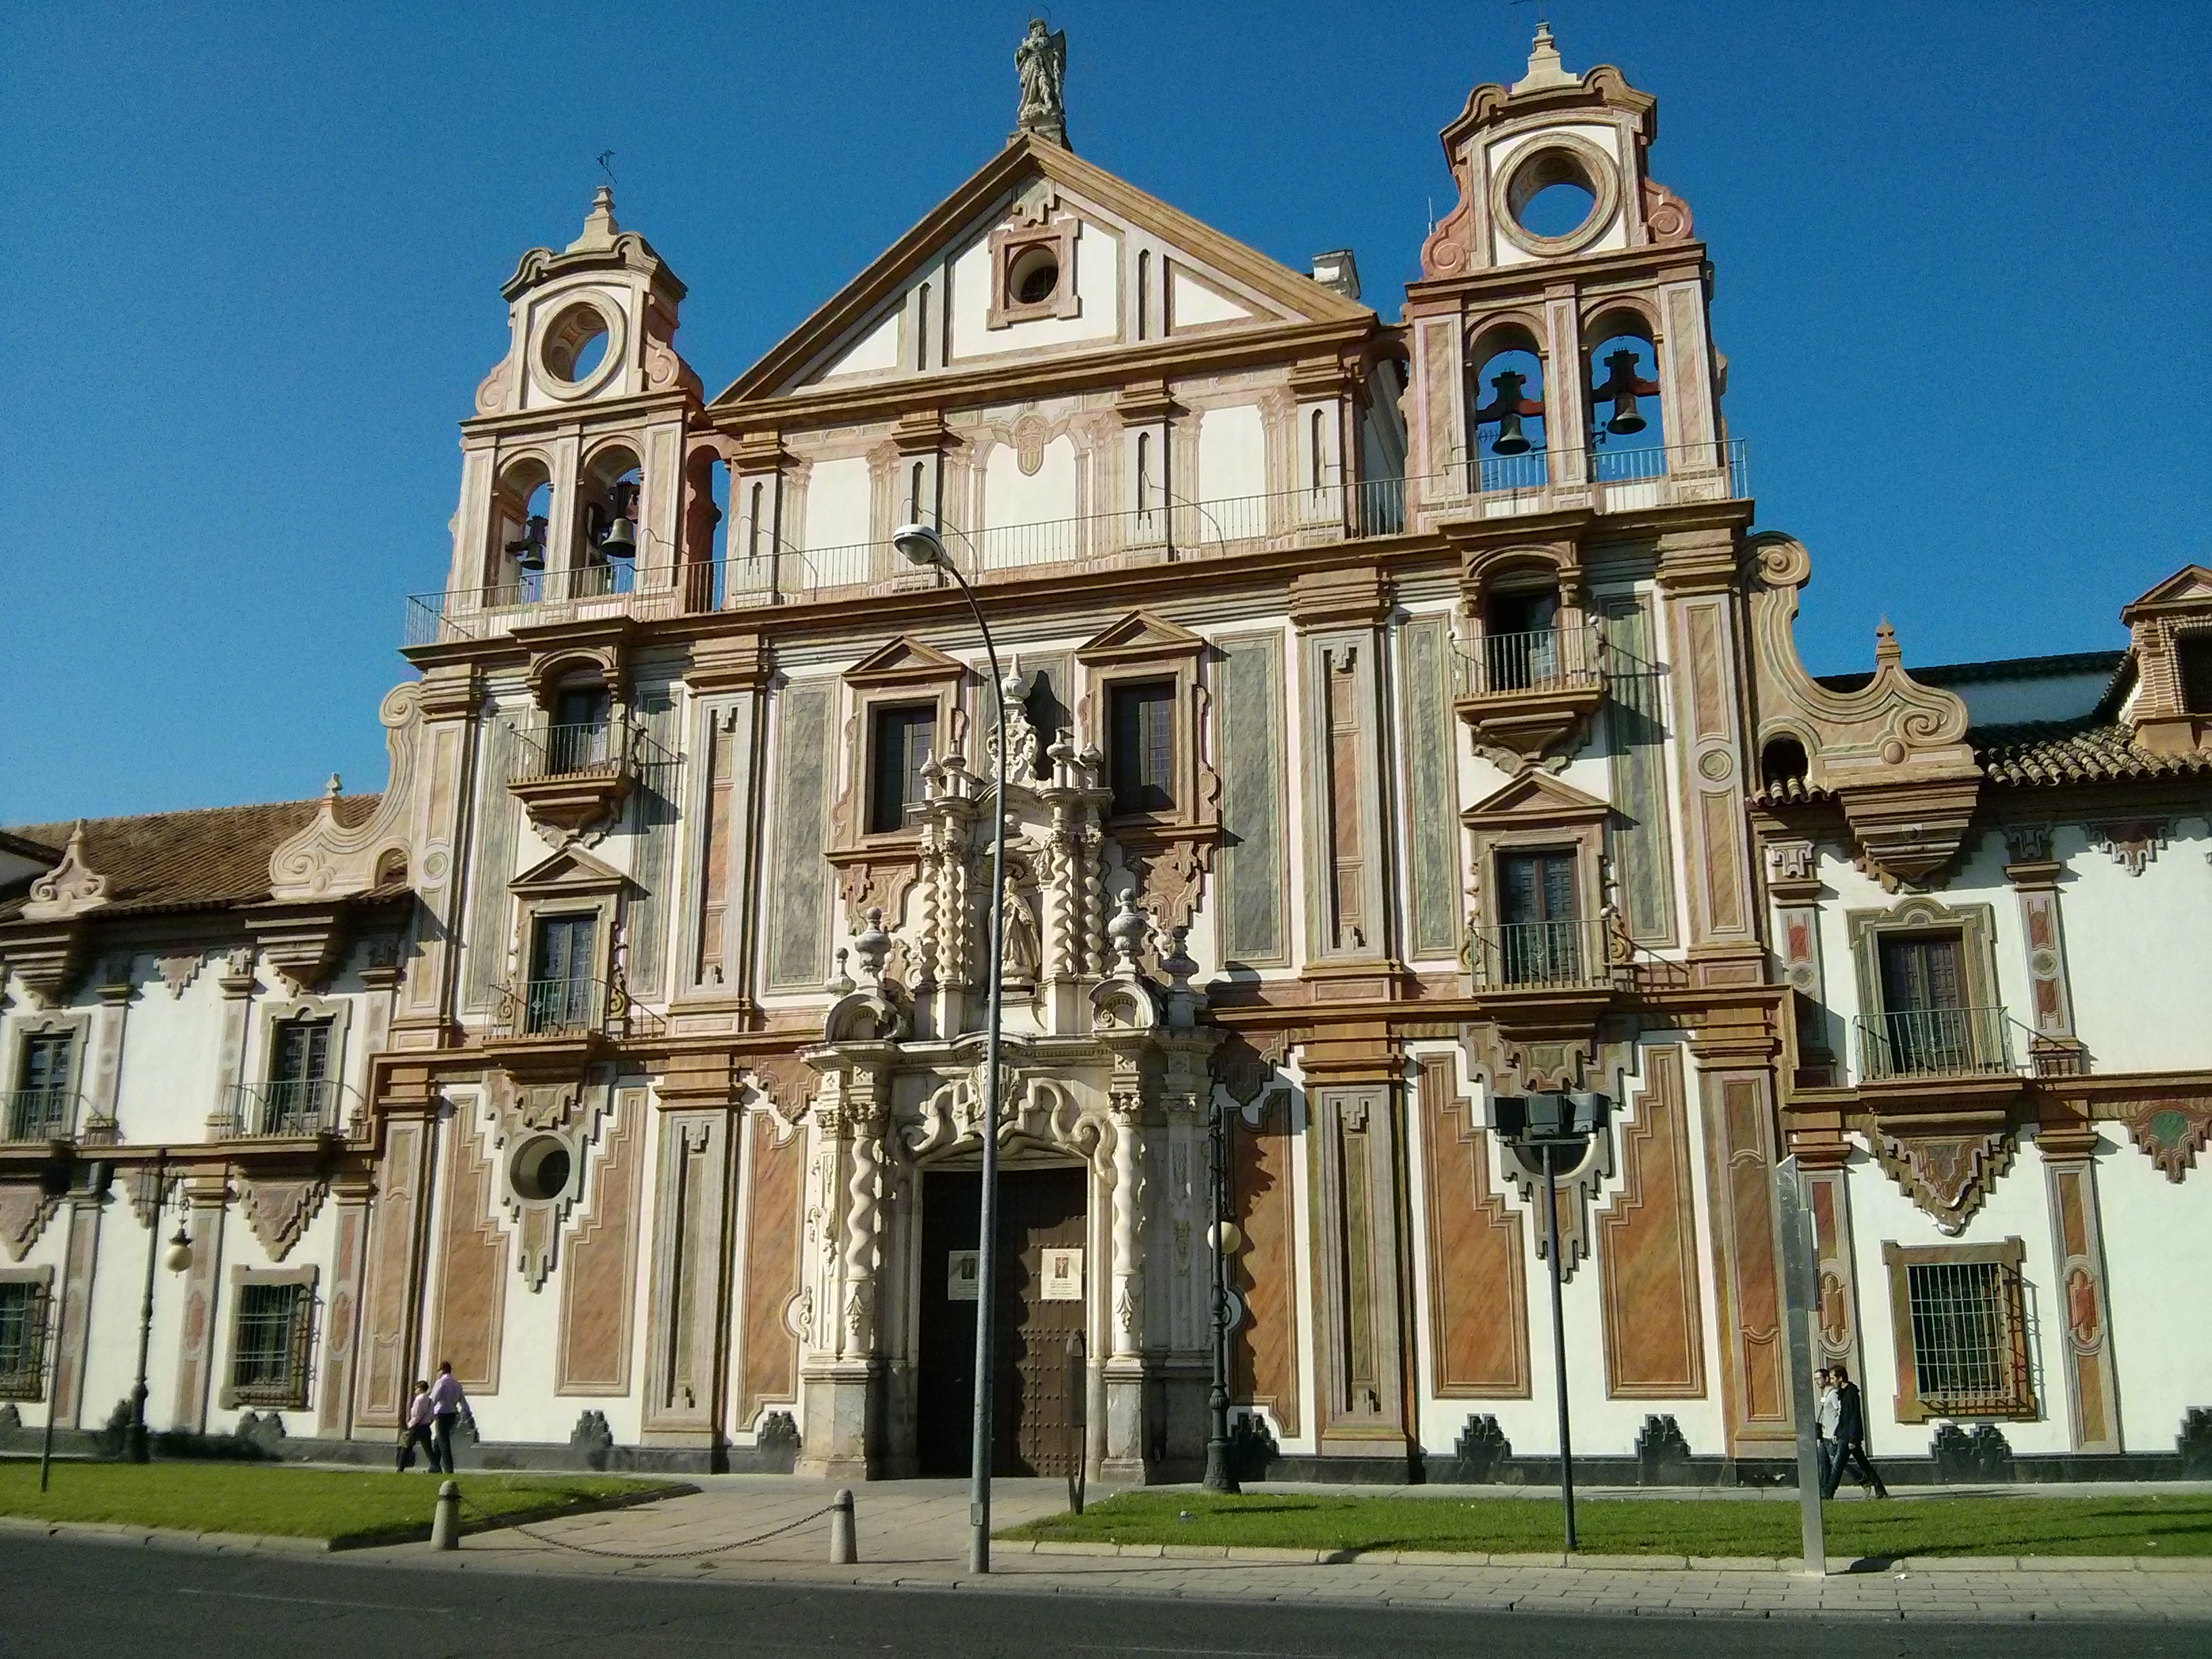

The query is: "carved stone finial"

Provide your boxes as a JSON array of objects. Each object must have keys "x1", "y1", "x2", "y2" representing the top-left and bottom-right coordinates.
[
  {"x1": 826, "y1": 947, "x2": 856, "y2": 997},
  {"x1": 1160, "y1": 924, "x2": 1197, "y2": 990},
  {"x1": 853, "y1": 907, "x2": 891, "y2": 982},
  {"x1": 1106, "y1": 888, "x2": 1150, "y2": 976},
  {"x1": 1513, "y1": 21, "x2": 1578, "y2": 94},
  {"x1": 22, "y1": 821, "x2": 112, "y2": 922},
  {"x1": 1875, "y1": 617, "x2": 1900, "y2": 665},
  {"x1": 569, "y1": 184, "x2": 619, "y2": 253},
  {"x1": 1012, "y1": 18, "x2": 1069, "y2": 150}
]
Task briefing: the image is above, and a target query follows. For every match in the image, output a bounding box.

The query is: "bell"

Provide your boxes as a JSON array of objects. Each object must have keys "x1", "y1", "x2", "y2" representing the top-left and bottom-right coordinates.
[
  {"x1": 598, "y1": 510, "x2": 636, "y2": 560},
  {"x1": 1479, "y1": 369, "x2": 1535, "y2": 455},
  {"x1": 506, "y1": 514, "x2": 548, "y2": 573},
  {"x1": 1594, "y1": 348, "x2": 1655, "y2": 436}
]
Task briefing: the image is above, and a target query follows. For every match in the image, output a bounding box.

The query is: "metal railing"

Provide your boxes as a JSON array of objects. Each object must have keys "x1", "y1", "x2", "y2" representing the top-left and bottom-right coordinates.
[
  {"x1": 508, "y1": 720, "x2": 676, "y2": 785},
  {"x1": 1457, "y1": 438, "x2": 1750, "y2": 503},
  {"x1": 1853, "y1": 1006, "x2": 2018, "y2": 1082},
  {"x1": 2, "y1": 1088, "x2": 80, "y2": 1143},
  {"x1": 1465, "y1": 918, "x2": 1620, "y2": 992},
  {"x1": 220, "y1": 1079, "x2": 356, "y2": 1139},
  {"x1": 487, "y1": 977, "x2": 666, "y2": 1043},
  {"x1": 1458, "y1": 623, "x2": 1603, "y2": 697}
]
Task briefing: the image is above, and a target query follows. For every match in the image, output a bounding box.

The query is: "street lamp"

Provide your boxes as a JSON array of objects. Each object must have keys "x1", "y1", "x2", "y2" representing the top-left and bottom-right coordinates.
[
  {"x1": 126, "y1": 1155, "x2": 192, "y2": 1465},
  {"x1": 1202, "y1": 1098, "x2": 1242, "y2": 1494},
  {"x1": 892, "y1": 520, "x2": 1012, "y2": 1576},
  {"x1": 1492, "y1": 1088, "x2": 1610, "y2": 1553}
]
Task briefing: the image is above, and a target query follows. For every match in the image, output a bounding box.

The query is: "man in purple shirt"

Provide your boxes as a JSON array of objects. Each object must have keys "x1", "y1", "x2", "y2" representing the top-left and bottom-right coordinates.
[{"x1": 426, "y1": 1360, "x2": 473, "y2": 1475}]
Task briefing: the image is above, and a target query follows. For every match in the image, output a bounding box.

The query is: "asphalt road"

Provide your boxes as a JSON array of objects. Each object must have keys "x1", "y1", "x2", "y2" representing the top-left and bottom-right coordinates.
[{"x1": 3, "y1": 1536, "x2": 2207, "y2": 1658}]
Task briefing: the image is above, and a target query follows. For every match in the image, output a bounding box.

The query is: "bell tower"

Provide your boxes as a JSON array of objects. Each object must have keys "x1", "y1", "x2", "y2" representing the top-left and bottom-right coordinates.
[
  {"x1": 1405, "y1": 25, "x2": 1728, "y2": 517},
  {"x1": 443, "y1": 187, "x2": 707, "y2": 619}
]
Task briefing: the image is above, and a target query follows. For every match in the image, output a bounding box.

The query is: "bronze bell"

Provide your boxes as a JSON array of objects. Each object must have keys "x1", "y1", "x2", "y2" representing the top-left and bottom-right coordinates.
[
  {"x1": 598, "y1": 482, "x2": 639, "y2": 559},
  {"x1": 1478, "y1": 369, "x2": 1538, "y2": 455},
  {"x1": 505, "y1": 514, "x2": 548, "y2": 573},
  {"x1": 1593, "y1": 348, "x2": 1658, "y2": 436}
]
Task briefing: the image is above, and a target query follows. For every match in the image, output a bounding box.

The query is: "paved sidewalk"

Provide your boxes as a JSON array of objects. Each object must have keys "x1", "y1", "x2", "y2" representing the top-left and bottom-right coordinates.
[{"x1": 340, "y1": 1474, "x2": 2212, "y2": 1622}]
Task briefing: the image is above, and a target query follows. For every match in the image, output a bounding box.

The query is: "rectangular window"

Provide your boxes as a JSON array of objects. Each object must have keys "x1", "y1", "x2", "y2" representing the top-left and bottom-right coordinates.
[
  {"x1": 1109, "y1": 681, "x2": 1176, "y2": 816},
  {"x1": 9, "y1": 1034, "x2": 75, "y2": 1141},
  {"x1": 0, "y1": 1282, "x2": 49, "y2": 1399},
  {"x1": 1875, "y1": 930, "x2": 1980, "y2": 1073},
  {"x1": 229, "y1": 1282, "x2": 313, "y2": 1410},
  {"x1": 867, "y1": 703, "x2": 937, "y2": 834},
  {"x1": 1902, "y1": 1258, "x2": 2030, "y2": 1416},
  {"x1": 1484, "y1": 589, "x2": 1561, "y2": 691},
  {"x1": 548, "y1": 684, "x2": 613, "y2": 773},
  {"x1": 266, "y1": 1019, "x2": 333, "y2": 1136},
  {"x1": 2179, "y1": 635, "x2": 2212, "y2": 714},
  {"x1": 527, "y1": 913, "x2": 598, "y2": 1033},
  {"x1": 1496, "y1": 850, "x2": 1580, "y2": 985}
]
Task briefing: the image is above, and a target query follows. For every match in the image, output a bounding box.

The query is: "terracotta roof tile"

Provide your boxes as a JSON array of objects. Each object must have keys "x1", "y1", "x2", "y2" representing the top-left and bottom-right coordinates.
[
  {"x1": 1972, "y1": 720, "x2": 2212, "y2": 788},
  {"x1": 1, "y1": 795, "x2": 382, "y2": 918}
]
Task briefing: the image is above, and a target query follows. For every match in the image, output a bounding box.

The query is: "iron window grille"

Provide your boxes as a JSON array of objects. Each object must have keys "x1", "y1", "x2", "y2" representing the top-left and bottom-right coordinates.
[
  {"x1": 0, "y1": 1282, "x2": 50, "y2": 1401},
  {"x1": 1904, "y1": 1258, "x2": 2032, "y2": 1418},
  {"x1": 229, "y1": 1282, "x2": 315, "y2": 1410}
]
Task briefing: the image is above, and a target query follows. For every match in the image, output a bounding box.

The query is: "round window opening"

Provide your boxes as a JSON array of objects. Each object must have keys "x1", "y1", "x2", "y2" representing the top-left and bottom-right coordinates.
[
  {"x1": 511, "y1": 1135, "x2": 573, "y2": 1204},
  {"x1": 540, "y1": 302, "x2": 612, "y2": 384},
  {"x1": 1507, "y1": 150, "x2": 1601, "y2": 241},
  {"x1": 1008, "y1": 244, "x2": 1061, "y2": 307}
]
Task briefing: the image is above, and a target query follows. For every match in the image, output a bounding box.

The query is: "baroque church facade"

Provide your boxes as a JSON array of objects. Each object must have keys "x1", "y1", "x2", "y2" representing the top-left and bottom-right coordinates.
[{"x1": 5, "y1": 28, "x2": 2210, "y2": 1483}]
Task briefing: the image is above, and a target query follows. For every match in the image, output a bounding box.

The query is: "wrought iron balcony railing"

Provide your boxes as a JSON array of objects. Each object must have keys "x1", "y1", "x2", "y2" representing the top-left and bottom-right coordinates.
[
  {"x1": 1853, "y1": 1006, "x2": 2020, "y2": 1082},
  {"x1": 1456, "y1": 623, "x2": 1604, "y2": 698},
  {"x1": 1465, "y1": 918, "x2": 1622, "y2": 993},
  {"x1": 507, "y1": 720, "x2": 676, "y2": 786},
  {"x1": 2, "y1": 1088, "x2": 81, "y2": 1143},
  {"x1": 218, "y1": 1078, "x2": 360, "y2": 1139},
  {"x1": 487, "y1": 977, "x2": 666, "y2": 1044}
]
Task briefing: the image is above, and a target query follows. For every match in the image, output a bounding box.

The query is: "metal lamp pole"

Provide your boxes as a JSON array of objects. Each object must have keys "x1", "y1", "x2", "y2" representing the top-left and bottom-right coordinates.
[
  {"x1": 893, "y1": 523, "x2": 1009, "y2": 1576},
  {"x1": 126, "y1": 1154, "x2": 170, "y2": 1465},
  {"x1": 1540, "y1": 1137, "x2": 1576, "y2": 1553},
  {"x1": 1201, "y1": 1100, "x2": 1240, "y2": 1494}
]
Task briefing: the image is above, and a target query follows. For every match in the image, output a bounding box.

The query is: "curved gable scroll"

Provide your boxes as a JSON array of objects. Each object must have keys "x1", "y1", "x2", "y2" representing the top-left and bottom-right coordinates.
[{"x1": 268, "y1": 683, "x2": 423, "y2": 902}]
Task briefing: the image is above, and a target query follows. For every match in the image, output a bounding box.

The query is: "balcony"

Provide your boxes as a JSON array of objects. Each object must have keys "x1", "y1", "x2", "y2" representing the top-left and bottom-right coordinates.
[
  {"x1": 1465, "y1": 919, "x2": 1622, "y2": 994},
  {"x1": 2, "y1": 1088, "x2": 83, "y2": 1144},
  {"x1": 506, "y1": 720, "x2": 675, "y2": 837},
  {"x1": 487, "y1": 978, "x2": 665, "y2": 1046},
  {"x1": 401, "y1": 444, "x2": 1748, "y2": 648},
  {"x1": 1454, "y1": 623, "x2": 1606, "y2": 764},
  {"x1": 1853, "y1": 1006, "x2": 2020, "y2": 1084},
  {"x1": 216, "y1": 1079, "x2": 361, "y2": 1141}
]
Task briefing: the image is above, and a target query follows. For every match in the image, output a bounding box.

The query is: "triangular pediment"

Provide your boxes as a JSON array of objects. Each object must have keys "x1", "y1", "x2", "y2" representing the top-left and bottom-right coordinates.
[
  {"x1": 845, "y1": 635, "x2": 969, "y2": 687},
  {"x1": 1462, "y1": 769, "x2": 1613, "y2": 828},
  {"x1": 1075, "y1": 609, "x2": 1206, "y2": 664},
  {"x1": 716, "y1": 136, "x2": 1370, "y2": 405},
  {"x1": 2127, "y1": 564, "x2": 2212, "y2": 611},
  {"x1": 510, "y1": 844, "x2": 627, "y2": 895}
]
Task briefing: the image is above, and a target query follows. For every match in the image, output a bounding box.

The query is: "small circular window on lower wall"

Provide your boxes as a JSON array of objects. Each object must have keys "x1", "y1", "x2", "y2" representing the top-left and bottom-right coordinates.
[{"x1": 511, "y1": 1134, "x2": 573, "y2": 1203}]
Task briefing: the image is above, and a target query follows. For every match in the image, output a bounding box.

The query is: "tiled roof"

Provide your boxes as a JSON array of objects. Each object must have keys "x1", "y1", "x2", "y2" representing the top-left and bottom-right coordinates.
[
  {"x1": 1972, "y1": 720, "x2": 2212, "y2": 788},
  {"x1": 0, "y1": 795, "x2": 381, "y2": 918}
]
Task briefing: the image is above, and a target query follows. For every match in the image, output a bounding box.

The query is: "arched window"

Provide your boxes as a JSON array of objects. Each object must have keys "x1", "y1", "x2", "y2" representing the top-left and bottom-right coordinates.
[
  {"x1": 1466, "y1": 325, "x2": 1547, "y2": 494},
  {"x1": 1135, "y1": 430, "x2": 1154, "y2": 521},
  {"x1": 1760, "y1": 737, "x2": 1811, "y2": 794},
  {"x1": 1309, "y1": 408, "x2": 1328, "y2": 497},
  {"x1": 577, "y1": 446, "x2": 642, "y2": 598},
  {"x1": 491, "y1": 459, "x2": 554, "y2": 600},
  {"x1": 1586, "y1": 312, "x2": 1665, "y2": 481}
]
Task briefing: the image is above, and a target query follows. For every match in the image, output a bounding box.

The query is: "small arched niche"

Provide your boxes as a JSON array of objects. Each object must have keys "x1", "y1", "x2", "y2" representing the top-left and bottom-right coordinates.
[
  {"x1": 1465, "y1": 321, "x2": 1547, "y2": 493},
  {"x1": 681, "y1": 445, "x2": 727, "y2": 611},
  {"x1": 1759, "y1": 735, "x2": 1811, "y2": 794},
  {"x1": 489, "y1": 457, "x2": 554, "y2": 598}
]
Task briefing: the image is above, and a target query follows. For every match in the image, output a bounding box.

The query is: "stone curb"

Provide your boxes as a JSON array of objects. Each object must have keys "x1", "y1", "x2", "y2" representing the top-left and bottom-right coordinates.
[
  {"x1": 1002, "y1": 1536, "x2": 2212, "y2": 1574},
  {"x1": 0, "y1": 1515, "x2": 329, "y2": 1555}
]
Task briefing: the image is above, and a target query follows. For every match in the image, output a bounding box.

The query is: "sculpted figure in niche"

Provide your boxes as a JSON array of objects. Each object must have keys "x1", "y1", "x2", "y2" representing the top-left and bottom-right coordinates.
[
  {"x1": 999, "y1": 878, "x2": 1041, "y2": 983},
  {"x1": 1014, "y1": 20, "x2": 1068, "y2": 146}
]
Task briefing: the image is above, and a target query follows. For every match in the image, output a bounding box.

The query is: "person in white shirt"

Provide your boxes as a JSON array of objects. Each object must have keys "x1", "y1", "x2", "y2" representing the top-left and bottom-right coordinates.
[
  {"x1": 426, "y1": 1360, "x2": 473, "y2": 1475},
  {"x1": 396, "y1": 1380, "x2": 435, "y2": 1473},
  {"x1": 1815, "y1": 1368, "x2": 1842, "y2": 1492}
]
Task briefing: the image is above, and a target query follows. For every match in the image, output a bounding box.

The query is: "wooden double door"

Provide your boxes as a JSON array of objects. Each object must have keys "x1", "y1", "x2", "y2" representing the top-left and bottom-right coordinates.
[{"x1": 916, "y1": 1166, "x2": 1087, "y2": 1477}]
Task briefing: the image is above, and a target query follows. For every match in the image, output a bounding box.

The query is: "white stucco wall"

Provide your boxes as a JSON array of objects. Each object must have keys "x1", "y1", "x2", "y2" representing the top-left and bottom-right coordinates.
[
  {"x1": 2095, "y1": 1144, "x2": 2212, "y2": 1454},
  {"x1": 949, "y1": 218, "x2": 1119, "y2": 361}
]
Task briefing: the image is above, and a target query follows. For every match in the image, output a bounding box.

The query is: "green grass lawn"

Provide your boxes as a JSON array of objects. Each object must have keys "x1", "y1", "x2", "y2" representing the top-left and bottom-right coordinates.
[
  {"x1": 1005, "y1": 1491, "x2": 2212, "y2": 1559},
  {"x1": 0, "y1": 1462, "x2": 676, "y2": 1542}
]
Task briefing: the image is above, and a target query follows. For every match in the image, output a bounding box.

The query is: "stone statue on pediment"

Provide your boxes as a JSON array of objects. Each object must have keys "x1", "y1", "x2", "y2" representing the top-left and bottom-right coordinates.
[{"x1": 1015, "y1": 20, "x2": 1069, "y2": 149}]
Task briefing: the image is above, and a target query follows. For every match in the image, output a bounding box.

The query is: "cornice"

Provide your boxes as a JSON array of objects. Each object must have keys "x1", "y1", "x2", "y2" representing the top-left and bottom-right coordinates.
[
  {"x1": 459, "y1": 386, "x2": 701, "y2": 441},
  {"x1": 1404, "y1": 239, "x2": 1709, "y2": 312}
]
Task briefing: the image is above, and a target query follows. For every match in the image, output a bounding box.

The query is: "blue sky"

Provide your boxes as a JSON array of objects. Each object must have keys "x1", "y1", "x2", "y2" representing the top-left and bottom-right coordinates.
[{"x1": 3, "y1": 2, "x2": 2207, "y2": 823}]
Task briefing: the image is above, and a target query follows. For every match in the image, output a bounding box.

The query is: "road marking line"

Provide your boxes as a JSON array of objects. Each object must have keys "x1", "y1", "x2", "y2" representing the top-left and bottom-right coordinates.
[{"x1": 178, "y1": 1586, "x2": 455, "y2": 1614}]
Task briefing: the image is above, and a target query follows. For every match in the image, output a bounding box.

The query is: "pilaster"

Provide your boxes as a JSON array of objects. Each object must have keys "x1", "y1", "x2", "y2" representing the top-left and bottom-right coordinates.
[
  {"x1": 2003, "y1": 826, "x2": 2086, "y2": 1076},
  {"x1": 2039, "y1": 1124, "x2": 2123, "y2": 1452}
]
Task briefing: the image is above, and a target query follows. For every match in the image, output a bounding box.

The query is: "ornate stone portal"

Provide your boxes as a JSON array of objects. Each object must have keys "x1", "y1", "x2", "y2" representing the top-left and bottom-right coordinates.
[{"x1": 792, "y1": 737, "x2": 1216, "y2": 1480}]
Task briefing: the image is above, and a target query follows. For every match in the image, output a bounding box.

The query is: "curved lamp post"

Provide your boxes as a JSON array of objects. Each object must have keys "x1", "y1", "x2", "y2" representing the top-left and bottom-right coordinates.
[
  {"x1": 892, "y1": 521, "x2": 1011, "y2": 1576},
  {"x1": 127, "y1": 1155, "x2": 194, "y2": 1464},
  {"x1": 1202, "y1": 1097, "x2": 1242, "y2": 1494}
]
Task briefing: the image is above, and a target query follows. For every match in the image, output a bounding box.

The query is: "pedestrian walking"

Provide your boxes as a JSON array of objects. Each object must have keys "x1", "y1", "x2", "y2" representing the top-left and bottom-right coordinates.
[
  {"x1": 426, "y1": 1360, "x2": 474, "y2": 1475},
  {"x1": 1820, "y1": 1361, "x2": 1889, "y2": 1500},
  {"x1": 396, "y1": 1380, "x2": 435, "y2": 1473},
  {"x1": 1814, "y1": 1366, "x2": 1841, "y2": 1493}
]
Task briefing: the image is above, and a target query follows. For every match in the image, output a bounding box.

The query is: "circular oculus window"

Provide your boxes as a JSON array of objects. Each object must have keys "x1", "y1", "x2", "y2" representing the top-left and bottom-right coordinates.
[
  {"x1": 510, "y1": 1134, "x2": 573, "y2": 1204},
  {"x1": 1492, "y1": 136, "x2": 1622, "y2": 258},
  {"x1": 537, "y1": 300, "x2": 621, "y2": 392},
  {"x1": 1008, "y1": 243, "x2": 1061, "y2": 308}
]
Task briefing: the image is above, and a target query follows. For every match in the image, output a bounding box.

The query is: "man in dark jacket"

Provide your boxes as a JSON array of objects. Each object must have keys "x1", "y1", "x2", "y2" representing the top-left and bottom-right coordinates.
[{"x1": 1820, "y1": 1362, "x2": 1889, "y2": 1499}]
